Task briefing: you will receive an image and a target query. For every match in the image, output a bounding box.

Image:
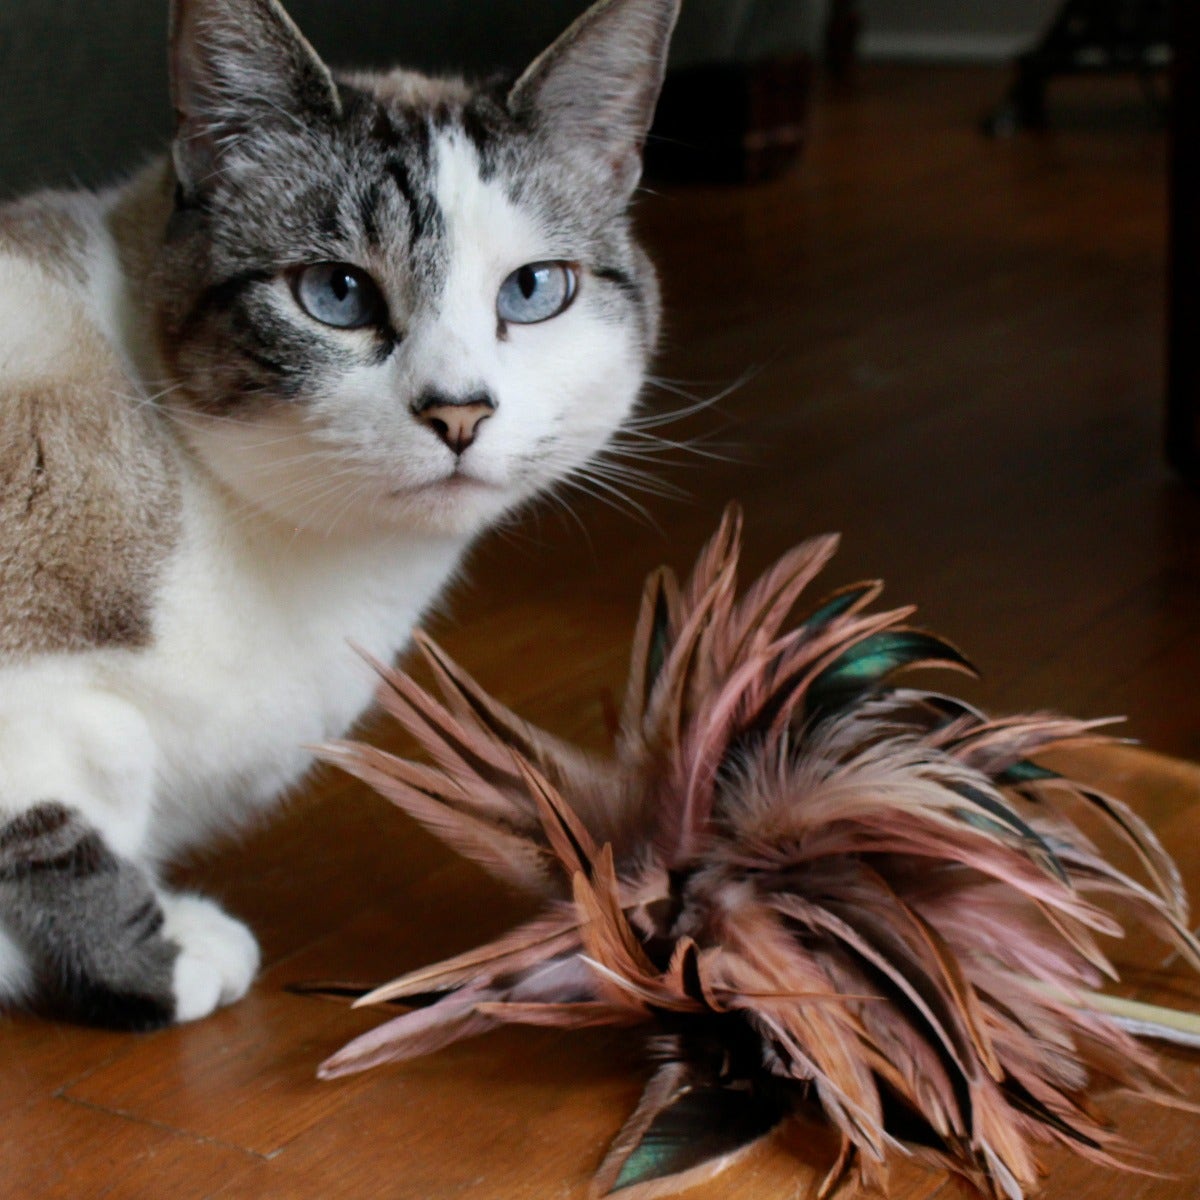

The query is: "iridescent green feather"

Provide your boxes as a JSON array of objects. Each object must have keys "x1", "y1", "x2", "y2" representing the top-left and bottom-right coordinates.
[
  {"x1": 805, "y1": 630, "x2": 975, "y2": 721},
  {"x1": 612, "y1": 1084, "x2": 791, "y2": 1192}
]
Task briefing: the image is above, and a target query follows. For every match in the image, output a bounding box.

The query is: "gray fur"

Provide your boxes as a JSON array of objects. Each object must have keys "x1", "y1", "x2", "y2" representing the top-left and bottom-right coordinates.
[{"x1": 0, "y1": 804, "x2": 176, "y2": 1028}]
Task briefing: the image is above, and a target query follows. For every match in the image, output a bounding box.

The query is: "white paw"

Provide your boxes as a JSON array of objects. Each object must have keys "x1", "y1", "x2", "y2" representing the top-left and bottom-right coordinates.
[{"x1": 161, "y1": 893, "x2": 261, "y2": 1023}]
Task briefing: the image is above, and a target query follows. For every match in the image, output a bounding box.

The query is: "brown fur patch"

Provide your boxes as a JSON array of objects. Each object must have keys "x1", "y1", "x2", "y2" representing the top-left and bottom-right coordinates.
[
  {"x1": 0, "y1": 363, "x2": 180, "y2": 661},
  {"x1": 0, "y1": 174, "x2": 183, "y2": 661},
  {"x1": 342, "y1": 68, "x2": 474, "y2": 109},
  {"x1": 0, "y1": 197, "x2": 90, "y2": 285},
  {"x1": 105, "y1": 163, "x2": 173, "y2": 295}
]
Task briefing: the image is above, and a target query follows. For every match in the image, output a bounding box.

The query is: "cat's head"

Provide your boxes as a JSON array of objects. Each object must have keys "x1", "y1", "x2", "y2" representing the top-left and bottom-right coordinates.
[{"x1": 153, "y1": 0, "x2": 678, "y2": 538}]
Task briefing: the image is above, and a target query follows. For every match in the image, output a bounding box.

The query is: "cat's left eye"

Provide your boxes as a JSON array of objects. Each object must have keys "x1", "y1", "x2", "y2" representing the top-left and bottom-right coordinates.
[
  {"x1": 293, "y1": 262, "x2": 385, "y2": 329},
  {"x1": 497, "y1": 261, "x2": 578, "y2": 326}
]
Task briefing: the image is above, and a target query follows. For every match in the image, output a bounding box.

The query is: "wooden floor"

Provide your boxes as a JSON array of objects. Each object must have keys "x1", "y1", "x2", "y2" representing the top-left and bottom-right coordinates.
[{"x1": 6, "y1": 65, "x2": 1200, "y2": 1199}]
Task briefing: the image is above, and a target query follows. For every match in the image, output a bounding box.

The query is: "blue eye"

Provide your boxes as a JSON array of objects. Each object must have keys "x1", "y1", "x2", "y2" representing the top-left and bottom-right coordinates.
[
  {"x1": 496, "y1": 261, "x2": 577, "y2": 325},
  {"x1": 294, "y1": 262, "x2": 385, "y2": 329}
]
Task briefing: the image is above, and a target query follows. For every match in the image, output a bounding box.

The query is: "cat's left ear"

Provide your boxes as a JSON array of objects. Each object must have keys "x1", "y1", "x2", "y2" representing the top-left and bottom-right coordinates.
[
  {"x1": 507, "y1": 0, "x2": 681, "y2": 203},
  {"x1": 169, "y1": 0, "x2": 341, "y2": 199}
]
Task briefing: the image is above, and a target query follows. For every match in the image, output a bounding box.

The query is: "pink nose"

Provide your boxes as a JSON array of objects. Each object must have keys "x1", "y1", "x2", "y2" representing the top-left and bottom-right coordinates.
[{"x1": 413, "y1": 391, "x2": 496, "y2": 455}]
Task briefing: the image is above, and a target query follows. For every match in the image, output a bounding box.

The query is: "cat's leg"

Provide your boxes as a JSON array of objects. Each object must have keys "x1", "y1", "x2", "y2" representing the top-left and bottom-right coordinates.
[
  {"x1": 0, "y1": 802, "x2": 179, "y2": 1028},
  {"x1": 0, "y1": 689, "x2": 259, "y2": 1028}
]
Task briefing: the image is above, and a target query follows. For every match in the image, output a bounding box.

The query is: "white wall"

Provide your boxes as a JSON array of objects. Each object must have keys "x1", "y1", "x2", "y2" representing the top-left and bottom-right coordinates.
[{"x1": 860, "y1": 0, "x2": 1059, "y2": 62}]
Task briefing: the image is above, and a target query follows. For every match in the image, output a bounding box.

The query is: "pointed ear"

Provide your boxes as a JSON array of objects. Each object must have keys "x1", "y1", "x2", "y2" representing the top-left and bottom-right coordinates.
[
  {"x1": 169, "y1": 0, "x2": 341, "y2": 197},
  {"x1": 507, "y1": 0, "x2": 680, "y2": 200}
]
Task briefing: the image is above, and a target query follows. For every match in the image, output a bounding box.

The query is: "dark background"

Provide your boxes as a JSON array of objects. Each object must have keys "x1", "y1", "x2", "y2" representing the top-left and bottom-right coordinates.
[{"x1": 0, "y1": 0, "x2": 826, "y2": 196}]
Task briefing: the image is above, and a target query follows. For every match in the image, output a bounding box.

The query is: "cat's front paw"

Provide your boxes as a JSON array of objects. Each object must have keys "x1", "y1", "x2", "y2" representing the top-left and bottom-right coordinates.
[{"x1": 162, "y1": 893, "x2": 260, "y2": 1023}]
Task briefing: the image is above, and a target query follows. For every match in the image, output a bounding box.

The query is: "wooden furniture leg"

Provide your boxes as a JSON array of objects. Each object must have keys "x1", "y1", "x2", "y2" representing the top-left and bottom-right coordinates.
[
  {"x1": 1167, "y1": 0, "x2": 1199, "y2": 478},
  {"x1": 824, "y1": 0, "x2": 862, "y2": 83}
]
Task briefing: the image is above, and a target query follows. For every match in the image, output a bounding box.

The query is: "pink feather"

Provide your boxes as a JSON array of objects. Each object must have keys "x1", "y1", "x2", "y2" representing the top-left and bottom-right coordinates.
[{"x1": 314, "y1": 507, "x2": 1200, "y2": 1199}]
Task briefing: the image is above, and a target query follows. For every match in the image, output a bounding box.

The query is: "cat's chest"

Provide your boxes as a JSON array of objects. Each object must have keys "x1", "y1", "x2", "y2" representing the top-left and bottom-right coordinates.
[{"x1": 110, "y1": 486, "x2": 465, "y2": 855}]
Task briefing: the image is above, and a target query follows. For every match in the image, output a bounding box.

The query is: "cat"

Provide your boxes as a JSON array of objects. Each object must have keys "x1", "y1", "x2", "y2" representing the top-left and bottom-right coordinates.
[{"x1": 0, "y1": 0, "x2": 678, "y2": 1030}]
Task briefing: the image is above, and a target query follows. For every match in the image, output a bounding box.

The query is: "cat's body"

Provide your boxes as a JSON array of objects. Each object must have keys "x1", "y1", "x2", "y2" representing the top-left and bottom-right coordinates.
[{"x1": 0, "y1": 0, "x2": 678, "y2": 1027}]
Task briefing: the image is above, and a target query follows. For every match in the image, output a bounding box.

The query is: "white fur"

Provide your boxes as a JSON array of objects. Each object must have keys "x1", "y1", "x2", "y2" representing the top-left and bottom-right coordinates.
[
  {"x1": 0, "y1": 683, "x2": 156, "y2": 859},
  {"x1": 0, "y1": 256, "x2": 86, "y2": 382}
]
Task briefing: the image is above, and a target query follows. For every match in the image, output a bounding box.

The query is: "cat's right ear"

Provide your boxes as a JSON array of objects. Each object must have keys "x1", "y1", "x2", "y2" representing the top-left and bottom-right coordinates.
[{"x1": 169, "y1": 0, "x2": 341, "y2": 199}]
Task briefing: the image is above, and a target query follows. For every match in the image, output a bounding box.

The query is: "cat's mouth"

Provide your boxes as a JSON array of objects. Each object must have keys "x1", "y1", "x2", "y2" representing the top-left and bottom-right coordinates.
[
  {"x1": 388, "y1": 471, "x2": 499, "y2": 499},
  {"x1": 382, "y1": 467, "x2": 516, "y2": 535}
]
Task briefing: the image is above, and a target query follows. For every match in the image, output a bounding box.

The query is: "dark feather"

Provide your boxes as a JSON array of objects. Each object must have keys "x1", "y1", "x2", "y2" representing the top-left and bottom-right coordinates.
[
  {"x1": 805, "y1": 630, "x2": 976, "y2": 722},
  {"x1": 946, "y1": 780, "x2": 1069, "y2": 885},
  {"x1": 597, "y1": 1067, "x2": 793, "y2": 1197},
  {"x1": 802, "y1": 581, "x2": 884, "y2": 633},
  {"x1": 997, "y1": 760, "x2": 1061, "y2": 785}
]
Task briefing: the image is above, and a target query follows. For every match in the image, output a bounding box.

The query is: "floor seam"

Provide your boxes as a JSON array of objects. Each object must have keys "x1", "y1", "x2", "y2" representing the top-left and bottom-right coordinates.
[{"x1": 52, "y1": 1091, "x2": 270, "y2": 1162}]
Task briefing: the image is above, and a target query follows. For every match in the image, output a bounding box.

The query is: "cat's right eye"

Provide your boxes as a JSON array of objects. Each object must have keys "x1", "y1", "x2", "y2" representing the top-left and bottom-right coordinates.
[{"x1": 293, "y1": 262, "x2": 385, "y2": 330}]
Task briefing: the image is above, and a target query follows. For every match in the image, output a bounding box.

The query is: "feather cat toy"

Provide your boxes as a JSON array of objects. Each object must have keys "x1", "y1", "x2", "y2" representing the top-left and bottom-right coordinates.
[{"x1": 314, "y1": 506, "x2": 1200, "y2": 1199}]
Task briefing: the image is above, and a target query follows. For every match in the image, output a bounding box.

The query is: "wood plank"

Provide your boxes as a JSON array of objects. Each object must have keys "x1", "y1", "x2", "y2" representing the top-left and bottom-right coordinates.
[
  {"x1": 0, "y1": 1014, "x2": 132, "y2": 1116},
  {"x1": 0, "y1": 1094, "x2": 258, "y2": 1200},
  {"x1": 63, "y1": 898, "x2": 533, "y2": 1158},
  {"x1": 203, "y1": 1014, "x2": 946, "y2": 1200}
]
